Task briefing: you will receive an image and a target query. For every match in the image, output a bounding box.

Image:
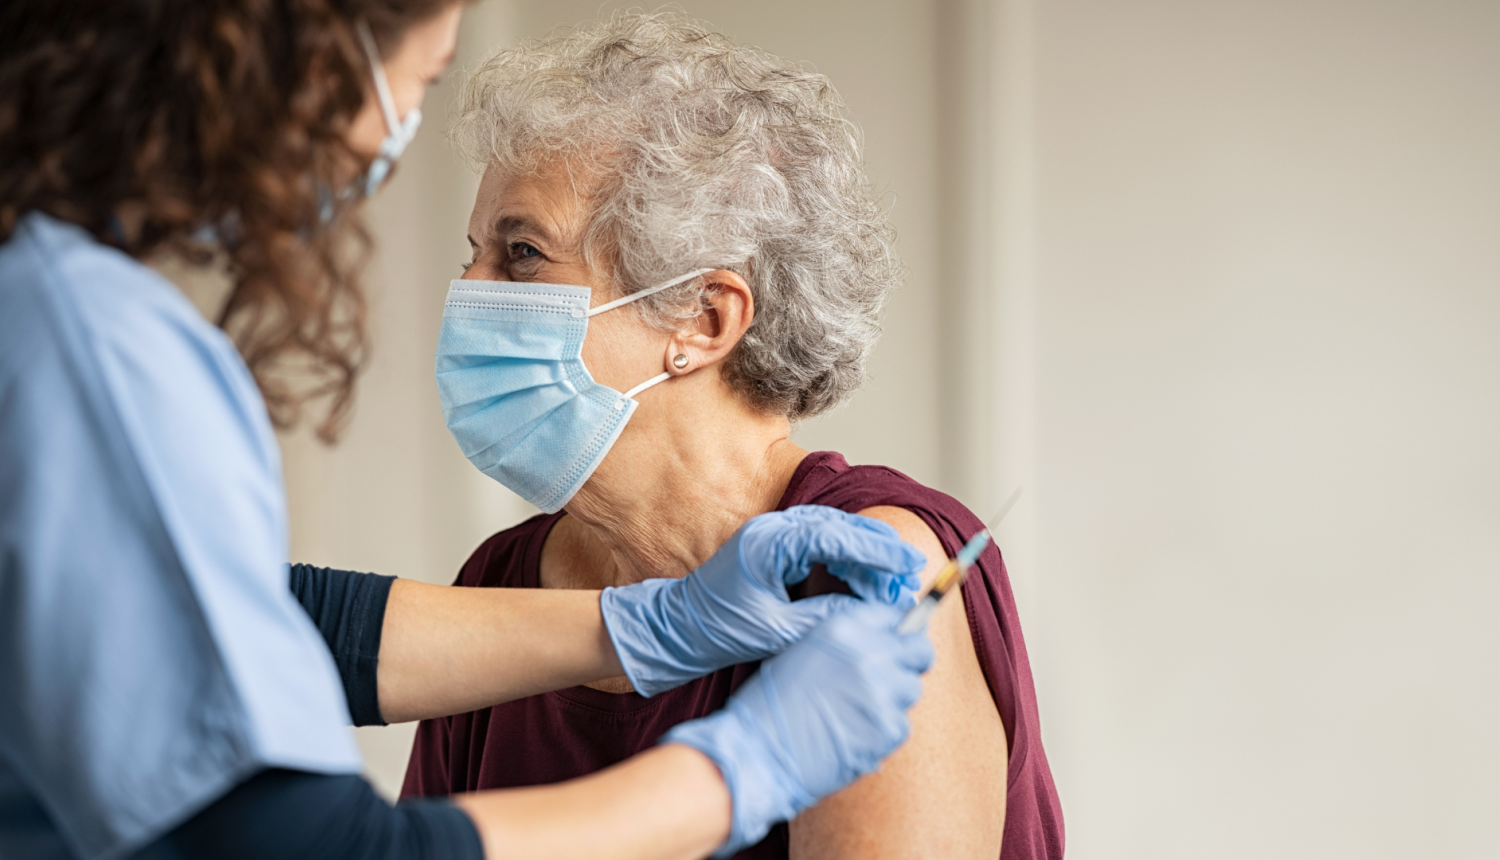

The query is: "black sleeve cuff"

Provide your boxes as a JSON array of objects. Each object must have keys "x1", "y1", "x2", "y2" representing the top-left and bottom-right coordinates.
[
  {"x1": 396, "y1": 796, "x2": 486, "y2": 860},
  {"x1": 288, "y1": 564, "x2": 396, "y2": 726}
]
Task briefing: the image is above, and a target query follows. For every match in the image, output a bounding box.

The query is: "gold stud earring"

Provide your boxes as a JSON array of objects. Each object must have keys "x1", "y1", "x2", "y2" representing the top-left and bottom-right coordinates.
[{"x1": 672, "y1": 354, "x2": 689, "y2": 369}]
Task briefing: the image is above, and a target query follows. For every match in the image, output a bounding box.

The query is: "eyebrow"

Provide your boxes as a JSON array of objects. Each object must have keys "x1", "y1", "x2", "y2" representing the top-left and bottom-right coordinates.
[
  {"x1": 492, "y1": 214, "x2": 560, "y2": 247},
  {"x1": 466, "y1": 215, "x2": 562, "y2": 254}
]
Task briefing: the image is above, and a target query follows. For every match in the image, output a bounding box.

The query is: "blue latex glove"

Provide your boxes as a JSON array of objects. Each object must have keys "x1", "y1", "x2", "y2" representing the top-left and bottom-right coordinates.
[
  {"x1": 600, "y1": 505, "x2": 925, "y2": 697},
  {"x1": 663, "y1": 601, "x2": 934, "y2": 856}
]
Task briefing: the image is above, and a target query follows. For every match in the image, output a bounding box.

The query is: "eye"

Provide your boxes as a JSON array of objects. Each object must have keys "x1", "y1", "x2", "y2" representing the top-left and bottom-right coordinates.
[
  {"x1": 509, "y1": 241, "x2": 541, "y2": 261},
  {"x1": 459, "y1": 261, "x2": 472, "y2": 272}
]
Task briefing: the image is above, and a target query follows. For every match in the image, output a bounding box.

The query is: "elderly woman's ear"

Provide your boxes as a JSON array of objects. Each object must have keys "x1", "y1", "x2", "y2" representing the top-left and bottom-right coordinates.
[{"x1": 665, "y1": 270, "x2": 755, "y2": 376}]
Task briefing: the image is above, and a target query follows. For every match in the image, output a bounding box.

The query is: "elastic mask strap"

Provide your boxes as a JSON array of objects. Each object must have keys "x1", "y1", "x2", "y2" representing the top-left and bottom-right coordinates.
[
  {"x1": 594, "y1": 268, "x2": 715, "y2": 409},
  {"x1": 586, "y1": 269, "x2": 715, "y2": 317},
  {"x1": 616, "y1": 372, "x2": 673, "y2": 409},
  {"x1": 356, "y1": 22, "x2": 403, "y2": 137}
]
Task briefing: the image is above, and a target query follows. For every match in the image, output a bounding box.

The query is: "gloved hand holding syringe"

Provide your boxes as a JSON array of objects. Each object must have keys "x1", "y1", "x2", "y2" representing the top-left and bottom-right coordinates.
[{"x1": 898, "y1": 488, "x2": 1023, "y2": 634}]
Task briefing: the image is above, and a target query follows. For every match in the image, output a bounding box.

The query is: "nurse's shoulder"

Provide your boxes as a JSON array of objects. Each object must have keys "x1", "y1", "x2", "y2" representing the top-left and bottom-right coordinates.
[
  {"x1": 0, "y1": 212, "x2": 360, "y2": 859},
  {"x1": 0, "y1": 212, "x2": 267, "y2": 439},
  {"x1": 0, "y1": 211, "x2": 287, "y2": 523}
]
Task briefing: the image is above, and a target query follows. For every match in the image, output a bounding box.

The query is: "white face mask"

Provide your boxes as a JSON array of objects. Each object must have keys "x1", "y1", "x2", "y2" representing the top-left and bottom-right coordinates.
[{"x1": 354, "y1": 21, "x2": 422, "y2": 197}]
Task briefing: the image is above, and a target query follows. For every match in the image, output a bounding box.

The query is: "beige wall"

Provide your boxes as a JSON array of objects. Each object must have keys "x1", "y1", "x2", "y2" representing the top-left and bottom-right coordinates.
[
  {"x1": 1030, "y1": 2, "x2": 1500, "y2": 857},
  {"x1": 279, "y1": 0, "x2": 1500, "y2": 854}
]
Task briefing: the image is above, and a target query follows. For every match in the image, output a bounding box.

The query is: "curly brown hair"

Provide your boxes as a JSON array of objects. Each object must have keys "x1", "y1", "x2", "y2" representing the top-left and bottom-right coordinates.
[{"x1": 0, "y1": 0, "x2": 461, "y2": 440}]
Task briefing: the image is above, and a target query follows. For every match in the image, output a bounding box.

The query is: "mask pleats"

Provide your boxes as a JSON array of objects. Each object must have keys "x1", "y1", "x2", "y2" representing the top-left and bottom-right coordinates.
[{"x1": 434, "y1": 275, "x2": 693, "y2": 512}]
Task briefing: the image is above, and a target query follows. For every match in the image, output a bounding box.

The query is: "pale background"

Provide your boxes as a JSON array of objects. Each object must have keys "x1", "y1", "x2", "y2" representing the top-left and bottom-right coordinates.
[{"x1": 274, "y1": 1, "x2": 1500, "y2": 857}]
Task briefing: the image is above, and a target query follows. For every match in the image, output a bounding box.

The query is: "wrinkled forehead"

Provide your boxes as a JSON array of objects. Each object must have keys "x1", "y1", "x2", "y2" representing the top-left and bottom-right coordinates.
[{"x1": 468, "y1": 157, "x2": 600, "y2": 247}]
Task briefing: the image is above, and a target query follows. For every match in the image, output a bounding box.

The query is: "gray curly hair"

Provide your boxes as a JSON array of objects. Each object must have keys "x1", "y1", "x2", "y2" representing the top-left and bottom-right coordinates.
[{"x1": 451, "y1": 11, "x2": 901, "y2": 419}]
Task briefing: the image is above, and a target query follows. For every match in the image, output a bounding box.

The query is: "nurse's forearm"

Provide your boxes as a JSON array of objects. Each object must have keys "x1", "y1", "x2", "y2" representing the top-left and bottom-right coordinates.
[
  {"x1": 453, "y1": 743, "x2": 731, "y2": 860},
  {"x1": 376, "y1": 578, "x2": 624, "y2": 723}
]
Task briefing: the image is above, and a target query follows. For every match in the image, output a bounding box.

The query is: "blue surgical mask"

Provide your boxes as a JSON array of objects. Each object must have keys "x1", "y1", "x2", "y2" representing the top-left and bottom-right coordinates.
[
  {"x1": 309, "y1": 24, "x2": 423, "y2": 226},
  {"x1": 436, "y1": 269, "x2": 713, "y2": 512},
  {"x1": 355, "y1": 21, "x2": 421, "y2": 197}
]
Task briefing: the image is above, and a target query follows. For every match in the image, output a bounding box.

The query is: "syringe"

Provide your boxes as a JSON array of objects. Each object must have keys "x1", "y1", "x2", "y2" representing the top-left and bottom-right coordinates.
[
  {"x1": 896, "y1": 530, "x2": 990, "y2": 633},
  {"x1": 895, "y1": 487, "x2": 1022, "y2": 634}
]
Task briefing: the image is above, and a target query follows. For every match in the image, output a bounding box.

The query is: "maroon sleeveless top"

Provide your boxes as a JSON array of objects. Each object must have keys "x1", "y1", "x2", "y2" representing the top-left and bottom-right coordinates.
[{"x1": 402, "y1": 452, "x2": 1064, "y2": 859}]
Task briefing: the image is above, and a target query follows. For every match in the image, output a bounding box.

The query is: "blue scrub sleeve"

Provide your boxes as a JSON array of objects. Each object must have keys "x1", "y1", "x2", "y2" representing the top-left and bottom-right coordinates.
[
  {"x1": 288, "y1": 565, "x2": 395, "y2": 727},
  {"x1": 128, "y1": 770, "x2": 483, "y2": 860}
]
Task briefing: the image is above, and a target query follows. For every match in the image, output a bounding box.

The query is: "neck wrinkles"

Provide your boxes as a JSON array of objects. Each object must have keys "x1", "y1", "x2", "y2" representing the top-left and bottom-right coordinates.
[{"x1": 555, "y1": 428, "x2": 807, "y2": 588}]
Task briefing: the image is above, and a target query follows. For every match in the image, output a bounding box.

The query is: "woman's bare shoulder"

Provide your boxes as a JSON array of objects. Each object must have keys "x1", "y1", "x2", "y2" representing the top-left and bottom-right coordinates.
[{"x1": 787, "y1": 505, "x2": 1009, "y2": 860}]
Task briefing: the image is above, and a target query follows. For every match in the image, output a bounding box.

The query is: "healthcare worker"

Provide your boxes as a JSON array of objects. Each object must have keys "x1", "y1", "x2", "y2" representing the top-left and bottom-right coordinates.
[{"x1": 0, "y1": 3, "x2": 935, "y2": 860}]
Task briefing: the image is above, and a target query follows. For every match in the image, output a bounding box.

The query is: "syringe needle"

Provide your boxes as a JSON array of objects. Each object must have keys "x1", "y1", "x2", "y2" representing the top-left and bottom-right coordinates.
[
  {"x1": 984, "y1": 486, "x2": 1024, "y2": 534},
  {"x1": 896, "y1": 487, "x2": 1021, "y2": 634}
]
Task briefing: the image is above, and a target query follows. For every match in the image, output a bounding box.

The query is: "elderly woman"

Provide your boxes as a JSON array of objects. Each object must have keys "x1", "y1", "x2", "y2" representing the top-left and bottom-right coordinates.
[{"x1": 404, "y1": 13, "x2": 1062, "y2": 860}]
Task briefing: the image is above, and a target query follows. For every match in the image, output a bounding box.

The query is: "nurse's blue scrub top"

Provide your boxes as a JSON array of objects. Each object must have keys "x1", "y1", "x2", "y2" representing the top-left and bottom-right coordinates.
[{"x1": 0, "y1": 214, "x2": 362, "y2": 860}]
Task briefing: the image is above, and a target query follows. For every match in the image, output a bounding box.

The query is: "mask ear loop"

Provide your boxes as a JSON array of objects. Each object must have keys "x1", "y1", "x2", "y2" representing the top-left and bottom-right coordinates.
[
  {"x1": 356, "y1": 22, "x2": 403, "y2": 137},
  {"x1": 355, "y1": 21, "x2": 422, "y2": 196},
  {"x1": 616, "y1": 372, "x2": 672, "y2": 409},
  {"x1": 593, "y1": 268, "x2": 717, "y2": 409},
  {"x1": 586, "y1": 269, "x2": 715, "y2": 317}
]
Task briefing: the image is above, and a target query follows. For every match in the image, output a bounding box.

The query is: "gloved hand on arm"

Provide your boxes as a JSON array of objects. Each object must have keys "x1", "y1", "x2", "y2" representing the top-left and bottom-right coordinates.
[
  {"x1": 664, "y1": 600, "x2": 934, "y2": 856},
  {"x1": 600, "y1": 505, "x2": 925, "y2": 697},
  {"x1": 291, "y1": 504, "x2": 923, "y2": 725}
]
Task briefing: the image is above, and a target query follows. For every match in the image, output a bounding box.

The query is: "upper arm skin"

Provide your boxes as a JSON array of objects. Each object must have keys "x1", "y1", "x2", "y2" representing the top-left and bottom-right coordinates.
[{"x1": 788, "y1": 506, "x2": 1008, "y2": 859}]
